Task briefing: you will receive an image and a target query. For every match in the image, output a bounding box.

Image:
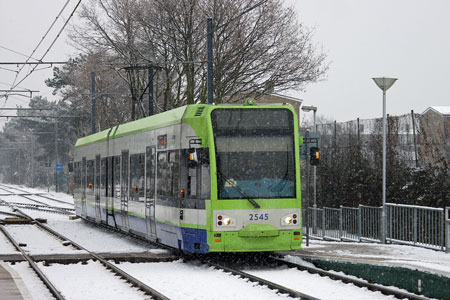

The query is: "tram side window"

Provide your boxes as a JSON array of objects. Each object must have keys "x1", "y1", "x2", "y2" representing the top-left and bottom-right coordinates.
[
  {"x1": 101, "y1": 158, "x2": 107, "y2": 197},
  {"x1": 169, "y1": 151, "x2": 180, "y2": 197},
  {"x1": 186, "y1": 149, "x2": 210, "y2": 199},
  {"x1": 187, "y1": 167, "x2": 197, "y2": 197},
  {"x1": 74, "y1": 162, "x2": 81, "y2": 193},
  {"x1": 200, "y1": 164, "x2": 211, "y2": 199},
  {"x1": 157, "y1": 152, "x2": 168, "y2": 197},
  {"x1": 87, "y1": 160, "x2": 94, "y2": 196},
  {"x1": 130, "y1": 153, "x2": 145, "y2": 201},
  {"x1": 95, "y1": 156, "x2": 100, "y2": 194},
  {"x1": 146, "y1": 147, "x2": 155, "y2": 199},
  {"x1": 113, "y1": 156, "x2": 121, "y2": 199},
  {"x1": 82, "y1": 158, "x2": 86, "y2": 191},
  {"x1": 107, "y1": 157, "x2": 113, "y2": 197}
]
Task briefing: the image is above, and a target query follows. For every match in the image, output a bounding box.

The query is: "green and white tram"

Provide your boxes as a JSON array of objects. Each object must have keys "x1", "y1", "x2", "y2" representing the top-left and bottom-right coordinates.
[{"x1": 73, "y1": 99, "x2": 302, "y2": 253}]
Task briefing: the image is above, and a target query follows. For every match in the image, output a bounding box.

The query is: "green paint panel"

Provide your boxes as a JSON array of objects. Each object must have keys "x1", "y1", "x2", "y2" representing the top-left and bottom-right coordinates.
[
  {"x1": 208, "y1": 230, "x2": 300, "y2": 252},
  {"x1": 306, "y1": 258, "x2": 450, "y2": 300},
  {"x1": 238, "y1": 224, "x2": 279, "y2": 237}
]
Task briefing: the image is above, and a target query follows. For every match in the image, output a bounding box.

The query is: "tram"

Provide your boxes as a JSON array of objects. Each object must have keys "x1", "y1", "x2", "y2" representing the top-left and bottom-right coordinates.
[{"x1": 73, "y1": 99, "x2": 302, "y2": 253}]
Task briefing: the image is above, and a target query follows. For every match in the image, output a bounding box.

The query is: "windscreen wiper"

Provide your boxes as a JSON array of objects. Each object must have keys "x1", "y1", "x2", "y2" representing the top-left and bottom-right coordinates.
[{"x1": 217, "y1": 170, "x2": 260, "y2": 209}]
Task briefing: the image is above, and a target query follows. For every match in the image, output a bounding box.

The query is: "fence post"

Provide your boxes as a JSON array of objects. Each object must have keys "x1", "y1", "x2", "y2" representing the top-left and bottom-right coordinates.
[
  {"x1": 339, "y1": 206, "x2": 343, "y2": 240},
  {"x1": 445, "y1": 207, "x2": 449, "y2": 253},
  {"x1": 413, "y1": 207, "x2": 417, "y2": 245},
  {"x1": 322, "y1": 208, "x2": 325, "y2": 238},
  {"x1": 358, "y1": 204, "x2": 362, "y2": 242}
]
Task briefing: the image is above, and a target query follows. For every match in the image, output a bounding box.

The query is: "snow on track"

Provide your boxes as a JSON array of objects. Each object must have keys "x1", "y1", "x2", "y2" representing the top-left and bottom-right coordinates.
[
  {"x1": 37, "y1": 260, "x2": 148, "y2": 300},
  {"x1": 114, "y1": 260, "x2": 293, "y2": 300},
  {"x1": 0, "y1": 233, "x2": 17, "y2": 254},
  {"x1": 23, "y1": 194, "x2": 74, "y2": 209},
  {"x1": 244, "y1": 265, "x2": 396, "y2": 300},
  {"x1": 23, "y1": 209, "x2": 161, "y2": 253},
  {"x1": 0, "y1": 194, "x2": 40, "y2": 205},
  {"x1": 5, "y1": 224, "x2": 86, "y2": 255},
  {"x1": 8, "y1": 262, "x2": 54, "y2": 300}
]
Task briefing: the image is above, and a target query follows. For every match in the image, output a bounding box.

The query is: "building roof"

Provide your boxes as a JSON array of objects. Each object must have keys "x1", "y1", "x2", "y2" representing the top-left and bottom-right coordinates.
[
  {"x1": 268, "y1": 93, "x2": 303, "y2": 103},
  {"x1": 422, "y1": 106, "x2": 450, "y2": 116}
]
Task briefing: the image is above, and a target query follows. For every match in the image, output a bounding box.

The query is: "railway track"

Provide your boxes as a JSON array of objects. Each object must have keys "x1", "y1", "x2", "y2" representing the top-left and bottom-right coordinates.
[
  {"x1": 187, "y1": 253, "x2": 431, "y2": 300},
  {"x1": 0, "y1": 185, "x2": 74, "y2": 215},
  {"x1": 0, "y1": 206, "x2": 172, "y2": 300},
  {"x1": 268, "y1": 256, "x2": 430, "y2": 300},
  {"x1": 196, "y1": 258, "x2": 320, "y2": 300}
]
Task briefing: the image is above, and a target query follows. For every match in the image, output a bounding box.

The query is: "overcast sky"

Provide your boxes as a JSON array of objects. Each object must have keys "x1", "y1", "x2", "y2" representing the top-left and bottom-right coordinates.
[
  {"x1": 1, "y1": 0, "x2": 449, "y2": 129},
  {"x1": 289, "y1": 0, "x2": 450, "y2": 122}
]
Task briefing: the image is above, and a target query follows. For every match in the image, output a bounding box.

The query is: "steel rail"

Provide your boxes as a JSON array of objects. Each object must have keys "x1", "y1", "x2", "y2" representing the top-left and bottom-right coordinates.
[
  {"x1": 200, "y1": 259, "x2": 319, "y2": 300},
  {"x1": 8, "y1": 202, "x2": 74, "y2": 214},
  {"x1": 270, "y1": 256, "x2": 430, "y2": 300},
  {"x1": 0, "y1": 184, "x2": 74, "y2": 205},
  {"x1": 12, "y1": 207, "x2": 171, "y2": 300},
  {"x1": 33, "y1": 194, "x2": 75, "y2": 206},
  {"x1": 0, "y1": 209, "x2": 27, "y2": 219},
  {"x1": 0, "y1": 224, "x2": 66, "y2": 300},
  {"x1": 0, "y1": 186, "x2": 74, "y2": 215}
]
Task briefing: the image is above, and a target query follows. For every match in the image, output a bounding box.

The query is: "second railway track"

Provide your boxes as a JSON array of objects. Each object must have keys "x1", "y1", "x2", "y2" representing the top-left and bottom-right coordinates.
[{"x1": 0, "y1": 205, "x2": 172, "y2": 300}]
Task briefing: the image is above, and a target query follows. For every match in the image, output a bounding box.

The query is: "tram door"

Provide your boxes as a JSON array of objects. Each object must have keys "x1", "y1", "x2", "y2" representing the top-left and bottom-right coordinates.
[
  {"x1": 81, "y1": 157, "x2": 87, "y2": 218},
  {"x1": 145, "y1": 146, "x2": 156, "y2": 239},
  {"x1": 95, "y1": 155, "x2": 101, "y2": 222},
  {"x1": 121, "y1": 150, "x2": 130, "y2": 231}
]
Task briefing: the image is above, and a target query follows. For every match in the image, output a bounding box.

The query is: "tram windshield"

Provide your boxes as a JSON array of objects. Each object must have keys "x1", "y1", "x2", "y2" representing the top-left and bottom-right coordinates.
[{"x1": 211, "y1": 108, "x2": 296, "y2": 199}]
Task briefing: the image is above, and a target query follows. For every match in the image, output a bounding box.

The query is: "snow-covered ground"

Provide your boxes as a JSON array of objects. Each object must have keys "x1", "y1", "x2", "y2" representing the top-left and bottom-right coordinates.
[
  {"x1": 1, "y1": 184, "x2": 448, "y2": 300},
  {"x1": 298, "y1": 240, "x2": 450, "y2": 277}
]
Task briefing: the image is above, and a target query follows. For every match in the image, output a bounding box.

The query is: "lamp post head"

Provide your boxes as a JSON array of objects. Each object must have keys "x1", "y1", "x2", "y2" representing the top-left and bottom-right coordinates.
[
  {"x1": 301, "y1": 105, "x2": 317, "y2": 112},
  {"x1": 372, "y1": 77, "x2": 397, "y2": 92}
]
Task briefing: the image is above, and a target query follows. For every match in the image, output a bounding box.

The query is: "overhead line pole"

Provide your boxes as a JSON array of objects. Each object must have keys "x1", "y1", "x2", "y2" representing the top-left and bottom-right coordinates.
[
  {"x1": 207, "y1": 18, "x2": 214, "y2": 105},
  {"x1": 148, "y1": 66, "x2": 154, "y2": 116},
  {"x1": 91, "y1": 72, "x2": 96, "y2": 134}
]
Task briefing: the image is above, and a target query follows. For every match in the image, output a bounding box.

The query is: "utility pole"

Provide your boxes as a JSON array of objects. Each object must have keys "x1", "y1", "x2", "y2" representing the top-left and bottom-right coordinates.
[
  {"x1": 411, "y1": 110, "x2": 419, "y2": 168},
  {"x1": 31, "y1": 135, "x2": 34, "y2": 187},
  {"x1": 304, "y1": 130, "x2": 310, "y2": 247},
  {"x1": 91, "y1": 72, "x2": 96, "y2": 134},
  {"x1": 54, "y1": 121, "x2": 59, "y2": 192},
  {"x1": 148, "y1": 66, "x2": 154, "y2": 116},
  {"x1": 207, "y1": 18, "x2": 214, "y2": 105}
]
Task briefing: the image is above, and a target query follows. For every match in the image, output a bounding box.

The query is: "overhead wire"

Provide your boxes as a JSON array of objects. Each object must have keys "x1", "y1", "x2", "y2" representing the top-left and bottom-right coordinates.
[
  {"x1": 2, "y1": 0, "x2": 82, "y2": 113},
  {"x1": 9, "y1": 0, "x2": 71, "y2": 89},
  {"x1": 0, "y1": 44, "x2": 40, "y2": 61},
  {"x1": 10, "y1": 0, "x2": 82, "y2": 90},
  {"x1": 0, "y1": 66, "x2": 18, "y2": 73}
]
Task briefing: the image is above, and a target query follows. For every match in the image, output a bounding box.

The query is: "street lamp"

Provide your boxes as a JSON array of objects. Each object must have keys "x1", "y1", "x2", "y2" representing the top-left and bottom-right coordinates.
[
  {"x1": 372, "y1": 77, "x2": 397, "y2": 244},
  {"x1": 301, "y1": 105, "x2": 318, "y2": 234}
]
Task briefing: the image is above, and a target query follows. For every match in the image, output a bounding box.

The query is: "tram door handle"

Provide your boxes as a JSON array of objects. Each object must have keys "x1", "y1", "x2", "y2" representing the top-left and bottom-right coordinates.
[{"x1": 179, "y1": 209, "x2": 184, "y2": 220}]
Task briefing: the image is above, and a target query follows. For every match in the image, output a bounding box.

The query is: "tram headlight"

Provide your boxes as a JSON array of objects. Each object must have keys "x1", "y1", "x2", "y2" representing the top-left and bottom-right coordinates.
[
  {"x1": 216, "y1": 214, "x2": 235, "y2": 227},
  {"x1": 281, "y1": 213, "x2": 299, "y2": 226}
]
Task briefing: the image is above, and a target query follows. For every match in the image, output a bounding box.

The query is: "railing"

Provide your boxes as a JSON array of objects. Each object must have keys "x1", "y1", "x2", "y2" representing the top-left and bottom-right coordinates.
[
  {"x1": 386, "y1": 203, "x2": 444, "y2": 250},
  {"x1": 303, "y1": 203, "x2": 448, "y2": 252},
  {"x1": 446, "y1": 207, "x2": 450, "y2": 253}
]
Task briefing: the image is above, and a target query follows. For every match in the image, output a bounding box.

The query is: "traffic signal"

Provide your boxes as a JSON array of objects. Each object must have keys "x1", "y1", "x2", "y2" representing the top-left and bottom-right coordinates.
[{"x1": 310, "y1": 147, "x2": 320, "y2": 165}]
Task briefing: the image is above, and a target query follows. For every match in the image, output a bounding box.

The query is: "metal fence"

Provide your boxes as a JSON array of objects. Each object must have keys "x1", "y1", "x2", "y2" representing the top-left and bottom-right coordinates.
[{"x1": 303, "y1": 203, "x2": 449, "y2": 252}]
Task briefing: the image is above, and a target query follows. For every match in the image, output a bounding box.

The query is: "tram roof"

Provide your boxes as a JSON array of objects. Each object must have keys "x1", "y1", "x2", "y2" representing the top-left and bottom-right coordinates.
[
  {"x1": 75, "y1": 105, "x2": 189, "y2": 148},
  {"x1": 75, "y1": 102, "x2": 296, "y2": 148}
]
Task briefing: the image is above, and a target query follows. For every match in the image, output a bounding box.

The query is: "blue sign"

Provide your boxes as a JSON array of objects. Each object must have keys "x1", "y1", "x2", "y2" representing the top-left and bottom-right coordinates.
[{"x1": 55, "y1": 163, "x2": 64, "y2": 172}]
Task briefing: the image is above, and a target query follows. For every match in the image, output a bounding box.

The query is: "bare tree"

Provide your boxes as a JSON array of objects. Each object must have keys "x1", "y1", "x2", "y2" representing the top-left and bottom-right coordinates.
[{"x1": 64, "y1": 0, "x2": 327, "y2": 116}]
